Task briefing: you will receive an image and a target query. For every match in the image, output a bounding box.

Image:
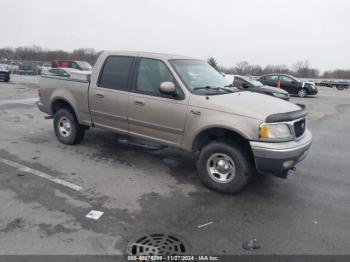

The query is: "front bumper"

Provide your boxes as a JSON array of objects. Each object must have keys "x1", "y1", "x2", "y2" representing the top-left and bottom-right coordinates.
[
  {"x1": 0, "y1": 73, "x2": 9, "y2": 80},
  {"x1": 308, "y1": 88, "x2": 318, "y2": 95},
  {"x1": 250, "y1": 130, "x2": 312, "y2": 175}
]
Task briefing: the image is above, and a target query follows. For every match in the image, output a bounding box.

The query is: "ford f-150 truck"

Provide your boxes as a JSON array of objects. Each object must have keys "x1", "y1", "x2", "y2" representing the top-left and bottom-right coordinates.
[{"x1": 37, "y1": 51, "x2": 312, "y2": 194}]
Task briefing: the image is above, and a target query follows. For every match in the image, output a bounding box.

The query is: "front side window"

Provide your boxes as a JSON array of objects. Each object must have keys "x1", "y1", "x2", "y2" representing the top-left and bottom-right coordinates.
[
  {"x1": 99, "y1": 56, "x2": 134, "y2": 90},
  {"x1": 280, "y1": 76, "x2": 294, "y2": 83},
  {"x1": 136, "y1": 58, "x2": 175, "y2": 95}
]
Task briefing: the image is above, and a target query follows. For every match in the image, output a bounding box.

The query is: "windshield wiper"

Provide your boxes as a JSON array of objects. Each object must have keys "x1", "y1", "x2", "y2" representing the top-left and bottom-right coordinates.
[{"x1": 194, "y1": 85, "x2": 234, "y2": 93}]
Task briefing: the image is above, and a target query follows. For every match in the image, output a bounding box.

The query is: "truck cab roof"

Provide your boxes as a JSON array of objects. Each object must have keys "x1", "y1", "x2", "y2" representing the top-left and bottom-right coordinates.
[{"x1": 101, "y1": 50, "x2": 193, "y2": 60}]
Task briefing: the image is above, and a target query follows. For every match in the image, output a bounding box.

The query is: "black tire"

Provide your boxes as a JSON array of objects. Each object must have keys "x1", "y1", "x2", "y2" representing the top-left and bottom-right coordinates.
[
  {"x1": 5, "y1": 77, "x2": 10, "y2": 82},
  {"x1": 336, "y1": 86, "x2": 345, "y2": 91},
  {"x1": 197, "y1": 140, "x2": 253, "y2": 194},
  {"x1": 297, "y1": 88, "x2": 307, "y2": 98},
  {"x1": 53, "y1": 108, "x2": 85, "y2": 145}
]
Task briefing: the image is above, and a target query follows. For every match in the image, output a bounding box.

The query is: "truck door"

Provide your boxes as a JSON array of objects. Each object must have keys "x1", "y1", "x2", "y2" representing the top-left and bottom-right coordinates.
[
  {"x1": 89, "y1": 56, "x2": 135, "y2": 134},
  {"x1": 128, "y1": 58, "x2": 188, "y2": 147}
]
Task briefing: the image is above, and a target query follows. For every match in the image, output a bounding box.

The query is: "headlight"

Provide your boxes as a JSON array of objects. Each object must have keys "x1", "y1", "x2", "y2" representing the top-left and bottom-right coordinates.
[
  {"x1": 259, "y1": 123, "x2": 292, "y2": 141},
  {"x1": 272, "y1": 92, "x2": 287, "y2": 98}
]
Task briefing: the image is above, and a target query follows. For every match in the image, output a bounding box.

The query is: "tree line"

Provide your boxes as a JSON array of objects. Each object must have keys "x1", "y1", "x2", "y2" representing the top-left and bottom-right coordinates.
[
  {"x1": 0, "y1": 46, "x2": 101, "y2": 65},
  {"x1": 208, "y1": 57, "x2": 350, "y2": 79},
  {"x1": 0, "y1": 46, "x2": 349, "y2": 79}
]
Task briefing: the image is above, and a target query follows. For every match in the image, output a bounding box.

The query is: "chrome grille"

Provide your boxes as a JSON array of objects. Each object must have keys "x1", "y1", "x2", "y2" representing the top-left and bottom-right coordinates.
[{"x1": 294, "y1": 119, "x2": 306, "y2": 138}]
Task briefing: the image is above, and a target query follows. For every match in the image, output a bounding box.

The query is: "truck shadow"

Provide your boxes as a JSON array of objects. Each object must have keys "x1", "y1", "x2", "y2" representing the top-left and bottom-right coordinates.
[{"x1": 83, "y1": 129, "x2": 282, "y2": 196}]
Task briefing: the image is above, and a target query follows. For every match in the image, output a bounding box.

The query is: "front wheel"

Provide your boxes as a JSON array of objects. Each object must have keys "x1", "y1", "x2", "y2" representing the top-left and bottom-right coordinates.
[
  {"x1": 297, "y1": 88, "x2": 307, "y2": 98},
  {"x1": 53, "y1": 108, "x2": 85, "y2": 145},
  {"x1": 197, "y1": 140, "x2": 253, "y2": 194}
]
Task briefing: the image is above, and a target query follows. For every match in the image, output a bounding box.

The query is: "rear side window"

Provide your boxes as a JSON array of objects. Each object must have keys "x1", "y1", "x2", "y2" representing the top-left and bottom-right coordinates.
[
  {"x1": 98, "y1": 56, "x2": 134, "y2": 90},
  {"x1": 266, "y1": 75, "x2": 278, "y2": 81}
]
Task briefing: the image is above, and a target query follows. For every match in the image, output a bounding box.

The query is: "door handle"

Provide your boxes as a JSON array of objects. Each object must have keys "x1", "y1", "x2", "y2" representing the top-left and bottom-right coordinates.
[
  {"x1": 134, "y1": 100, "x2": 145, "y2": 106},
  {"x1": 190, "y1": 109, "x2": 201, "y2": 115},
  {"x1": 95, "y1": 92, "x2": 104, "y2": 98}
]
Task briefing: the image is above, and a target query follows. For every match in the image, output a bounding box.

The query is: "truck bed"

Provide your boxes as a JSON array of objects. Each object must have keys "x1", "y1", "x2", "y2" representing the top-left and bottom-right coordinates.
[{"x1": 38, "y1": 74, "x2": 92, "y2": 125}]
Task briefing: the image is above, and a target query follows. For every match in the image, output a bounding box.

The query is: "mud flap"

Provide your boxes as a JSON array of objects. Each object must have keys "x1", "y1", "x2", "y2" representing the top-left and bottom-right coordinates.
[{"x1": 274, "y1": 170, "x2": 289, "y2": 179}]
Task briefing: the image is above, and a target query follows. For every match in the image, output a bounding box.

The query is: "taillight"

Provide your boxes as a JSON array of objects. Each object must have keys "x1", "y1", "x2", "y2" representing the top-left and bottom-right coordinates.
[{"x1": 38, "y1": 88, "x2": 41, "y2": 97}]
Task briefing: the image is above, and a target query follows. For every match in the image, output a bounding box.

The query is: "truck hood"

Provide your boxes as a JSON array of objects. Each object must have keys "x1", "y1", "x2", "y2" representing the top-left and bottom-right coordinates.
[{"x1": 189, "y1": 91, "x2": 301, "y2": 121}]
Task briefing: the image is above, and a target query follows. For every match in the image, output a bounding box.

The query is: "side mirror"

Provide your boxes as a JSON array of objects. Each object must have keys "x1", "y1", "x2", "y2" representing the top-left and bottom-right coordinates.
[{"x1": 160, "y1": 81, "x2": 176, "y2": 94}]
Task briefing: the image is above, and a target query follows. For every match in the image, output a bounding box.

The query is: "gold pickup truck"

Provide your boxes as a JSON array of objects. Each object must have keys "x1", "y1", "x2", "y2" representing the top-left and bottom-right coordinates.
[{"x1": 37, "y1": 51, "x2": 312, "y2": 194}]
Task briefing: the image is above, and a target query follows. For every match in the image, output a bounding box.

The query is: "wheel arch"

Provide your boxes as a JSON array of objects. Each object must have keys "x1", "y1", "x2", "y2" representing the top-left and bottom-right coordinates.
[
  {"x1": 191, "y1": 127, "x2": 254, "y2": 158},
  {"x1": 51, "y1": 98, "x2": 79, "y2": 121}
]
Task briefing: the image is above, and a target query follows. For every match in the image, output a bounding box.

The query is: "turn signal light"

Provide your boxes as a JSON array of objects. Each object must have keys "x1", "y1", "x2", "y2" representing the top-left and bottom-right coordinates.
[{"x1": 260, "y1": 126, "x2": 269, "y2": 139}]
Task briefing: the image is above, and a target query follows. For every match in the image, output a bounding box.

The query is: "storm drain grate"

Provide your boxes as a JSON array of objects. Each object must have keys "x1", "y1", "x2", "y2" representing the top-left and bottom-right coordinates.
[{"x1": 127, "y1": 233, "x2": 190, "y2": 256}]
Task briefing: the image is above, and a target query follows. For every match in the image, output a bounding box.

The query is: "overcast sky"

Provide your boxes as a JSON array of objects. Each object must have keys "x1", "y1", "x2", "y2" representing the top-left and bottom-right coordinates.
[{"x1": 1, "y1": 0, "x2": 349, "y2": 71}]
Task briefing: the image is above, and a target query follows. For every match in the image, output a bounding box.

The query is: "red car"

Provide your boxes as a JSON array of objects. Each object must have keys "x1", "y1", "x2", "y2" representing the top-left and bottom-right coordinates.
[{"x1": 52, "y1": 60, "x2": 92, "y2": 71}]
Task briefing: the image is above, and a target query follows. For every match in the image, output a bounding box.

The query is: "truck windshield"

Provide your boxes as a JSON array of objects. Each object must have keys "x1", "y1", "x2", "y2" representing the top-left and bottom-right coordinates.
[{"x1": 170, "y1": 59, "x2": 236, "y2": 94}]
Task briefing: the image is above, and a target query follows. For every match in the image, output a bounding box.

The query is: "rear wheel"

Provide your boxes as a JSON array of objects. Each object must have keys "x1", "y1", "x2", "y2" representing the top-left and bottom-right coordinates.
[
  {"x1": 297, "y1": 88, "x2": 307, "y2": 98},
  {"x1": 53, "y1": 108, "x2": 85, "y2": 145},
  {"x1": 336, "y1": 85, "x2": 345, "y2": 91},
  {"x1": 197, "y1": 140, "x2": 253, "y2": 194}
]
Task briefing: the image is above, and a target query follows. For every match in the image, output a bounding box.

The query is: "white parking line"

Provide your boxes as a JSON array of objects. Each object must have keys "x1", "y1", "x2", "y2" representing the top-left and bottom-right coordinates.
[
  {"x1": 0, "y1": 97, "x2": 38, "y2": 106},
  {"x1": 197, "y1": 221, "x2": 213, "y2": 228},
  {"x1": 0, "y1": 158, "x2": 82, "y2": 191}
]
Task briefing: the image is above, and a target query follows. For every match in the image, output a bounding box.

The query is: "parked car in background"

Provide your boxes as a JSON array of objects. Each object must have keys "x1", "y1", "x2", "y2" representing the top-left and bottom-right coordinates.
[
  {"x1": 52, "y1": 60, "x2": 92, "y2": 71},
  {"x1": 17, "y1": 63, "x2": 36, "y2": 75},
  {"x1": 0, "y1": 65, "x2": 10, "y2": 82},
  {"x1": 40, "y1": 63, "x2": 52, "y2": 74},
  {"x1": 225, "y1": 74, "x2": 290, "y2": 101},
  {"x1": 258, "y1": 74, "x2": 318, "y2": 97},
  {"x1": 317, "y1": 80, "x2": 349, "y2": 91},
  {"x1": 43, "y1": 67, "x2": 91, "y2": 82},
  {"x1": 45, "y1": 68, "x2": 78, "y2": 78},
  {"x1": 37, "y1": 51, "x2": 312, "y2": 194},
  {"x1": 7, "y1": 62, "x2": 20, "y2": 74}
]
